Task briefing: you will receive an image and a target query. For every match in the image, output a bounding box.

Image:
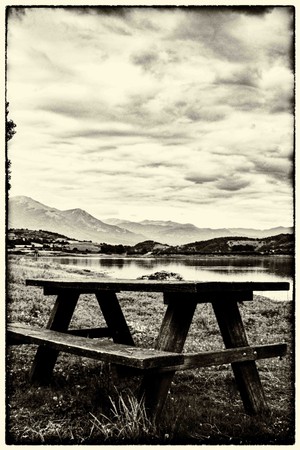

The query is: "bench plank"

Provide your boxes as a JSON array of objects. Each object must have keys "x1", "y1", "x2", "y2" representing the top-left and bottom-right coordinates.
[
  {"x1": 7, "y1": 324, "x2": 184, "y2": 370},
  {"x1": 157, "y1": 343, "x2": 287, "y2": 372},
  {"x1": 7, "y1": 324, "x2": 287, "y2": 373}
]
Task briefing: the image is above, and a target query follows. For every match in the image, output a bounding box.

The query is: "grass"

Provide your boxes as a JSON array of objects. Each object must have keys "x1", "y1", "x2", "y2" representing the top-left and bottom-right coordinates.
[
  {"x1": 89, "y1": 391, "x2": 158, "y2": 444},
  {"x1": 6, "y1": 255, "x2": 295, "y2": 444}
]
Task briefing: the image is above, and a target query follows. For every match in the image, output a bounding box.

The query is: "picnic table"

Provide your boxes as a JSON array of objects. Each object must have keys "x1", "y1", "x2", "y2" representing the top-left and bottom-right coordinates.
[{"x1": 7, "y1": 279, "x2": 289, "y2": 419}]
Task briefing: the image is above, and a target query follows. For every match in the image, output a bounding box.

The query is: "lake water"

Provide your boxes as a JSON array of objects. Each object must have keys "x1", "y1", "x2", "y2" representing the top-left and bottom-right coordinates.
[{"x1": 40, "y1": 255, "x2": 294, "y2": 301}]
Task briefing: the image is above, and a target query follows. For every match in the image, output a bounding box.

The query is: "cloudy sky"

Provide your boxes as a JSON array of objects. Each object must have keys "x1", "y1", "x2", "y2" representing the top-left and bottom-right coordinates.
[{"x1": 7, "y1": 6, "x2": 294, "y2": 228}]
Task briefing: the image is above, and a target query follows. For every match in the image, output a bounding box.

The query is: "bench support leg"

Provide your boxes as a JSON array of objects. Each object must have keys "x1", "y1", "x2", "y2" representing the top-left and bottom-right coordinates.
[
  {"x1": 30, "y1": 290, "x2": 80, "y2": 384},
  {"x1": 212, "y1": 299, "x2": 270, "y2": 415},
  {"x1": 140, "y1": 294, "x2": 197, "y2": 420}
]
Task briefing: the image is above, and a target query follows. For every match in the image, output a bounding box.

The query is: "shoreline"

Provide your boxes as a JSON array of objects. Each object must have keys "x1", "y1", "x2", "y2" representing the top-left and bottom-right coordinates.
[{"x1": 7, "y1": 250, "x2": 293, "y2": 259}]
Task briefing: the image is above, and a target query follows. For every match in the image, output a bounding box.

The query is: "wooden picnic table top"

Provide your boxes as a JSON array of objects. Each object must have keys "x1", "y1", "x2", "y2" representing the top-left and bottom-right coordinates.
[{"x1": 26, "y1": 278, "x2": 290, "y2": 293}]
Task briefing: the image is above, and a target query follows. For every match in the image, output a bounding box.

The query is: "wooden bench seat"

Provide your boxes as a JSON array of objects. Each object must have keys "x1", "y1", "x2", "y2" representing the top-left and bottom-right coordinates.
[
  {"x1": 7, "y1": 323, "x2": 184, "y2": 370},
  {"x1": 7, "y1": 323, "x2": 287, "y2": 372}
]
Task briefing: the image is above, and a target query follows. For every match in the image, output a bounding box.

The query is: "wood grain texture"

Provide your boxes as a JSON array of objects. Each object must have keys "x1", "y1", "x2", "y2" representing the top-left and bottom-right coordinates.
[
  {"x1": 140, "y1": 293, "x2": 197, "y2": 419},
  {"x1": 29, "y1": 291, "x2": 79, "y2": 384},
  {"x1": 7, "y1": 323, "x2": 184, "y2": 370},
  {"x1": 7, "y1": 324, "x2": 287, "y2": 371},
  {"x1": 212, "y1": 300, "x2": 270, "y2": 415},
  {"x1": 65, "y1": 327, "x2": 112, "y2": 338},
  {"x1": 156, "y1": 343, "x2": 287, "y2": 372},
  {"x1": 95, "y1": 292, "x2": 135, "y2": 346},
  {"x1": 163, "y1": 290, "x2": 253, "y2": 304},
  {"x1": 26, "y1": 278, "x2": 290, "y2": 296}
]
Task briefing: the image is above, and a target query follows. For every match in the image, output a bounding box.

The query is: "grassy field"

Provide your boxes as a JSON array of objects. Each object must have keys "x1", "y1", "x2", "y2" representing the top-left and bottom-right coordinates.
[{"x1": 6, "y1": 255, "x2": 295, "y2": 444}]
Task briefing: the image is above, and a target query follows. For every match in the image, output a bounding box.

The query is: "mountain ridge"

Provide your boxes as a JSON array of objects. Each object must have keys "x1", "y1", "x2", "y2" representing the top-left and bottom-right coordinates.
[
  {"x1": 9, "y1": 196, "x2": 146, "y2": 245},
  {"x1": 9, "y1": 196, "x2": 293, "y2": 246},
  {"x1": 105, "y1": 217, "x2": 292, "y2": 244}
]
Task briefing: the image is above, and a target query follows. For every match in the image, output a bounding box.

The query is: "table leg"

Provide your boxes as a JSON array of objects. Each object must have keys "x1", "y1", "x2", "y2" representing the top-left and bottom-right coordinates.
[
  {"x1": 30, "y1": 290, "x2": 80, "y2": 383},
  {"x1": 95, "y1": 292, "x2": 134, "y2": 345},
  {"x1": 140, "y1": 294, "x2": 197, "y2": 419},
  {"x1": 212, "y1": 299, "x2": 269, "y2": 415}
]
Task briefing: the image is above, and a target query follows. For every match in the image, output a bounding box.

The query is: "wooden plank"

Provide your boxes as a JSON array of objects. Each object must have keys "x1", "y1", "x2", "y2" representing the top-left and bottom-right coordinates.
[
  {"x1": 7, "y1": 324, "x2": 184, "y2": 370},
  {"x1": 29, "y1": 291, "x2": 79, "y2": 384},
  {"x1": 95, "y1": 292, "x2": 135, "y2": 346},
  {"x1": 8, "y1": 327, "x2": 112, "y2": 340},
  {"x1": 66, "y1": 327, "x2": 111, "y2": 338},
  {"x1": 164, "y1": 291, "x2": 253, "y2": 304},
  {"x1": 194, "y1": 281, "x2": 289, "y2": 293},
  {"x1": 8, "y1": 324, "x2": 287, "y2": 371},
  {"x1": 26, "y1": 279, "x2": 290, "y2": 295},
  {"x1": 212, "y1": 300, "x2": 270, "y2": 415},
  {"x1": 140, "y1": 293, "x2": 197, "y2": 419},
  {"x1": 154, "y1": 343, "x2": 287, "y2": 372}
]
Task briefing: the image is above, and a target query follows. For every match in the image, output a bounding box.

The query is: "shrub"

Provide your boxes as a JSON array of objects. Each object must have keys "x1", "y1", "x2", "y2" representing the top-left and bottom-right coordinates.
[{"x1": 138, "y1": 271, "x2": 183, "y2": 281}]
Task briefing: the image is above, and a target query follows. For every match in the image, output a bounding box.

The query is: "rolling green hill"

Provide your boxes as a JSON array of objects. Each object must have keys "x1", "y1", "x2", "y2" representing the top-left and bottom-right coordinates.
[{"x1": 152, "y1": 234, "x2": 294, "y2": 255}]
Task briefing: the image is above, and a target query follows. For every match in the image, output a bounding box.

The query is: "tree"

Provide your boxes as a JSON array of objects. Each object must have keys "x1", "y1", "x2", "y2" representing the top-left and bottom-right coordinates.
[
  {"x1": 6, "y1": 102, "x2": 16, "y2": 141},
  {"x1": 6, "y1": 102, "x2": 16, "y2": 190}
]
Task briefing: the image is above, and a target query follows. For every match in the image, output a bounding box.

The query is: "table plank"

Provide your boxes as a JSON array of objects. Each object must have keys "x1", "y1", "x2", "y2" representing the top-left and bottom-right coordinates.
[{"x1": 26, "y1": 278, "x2": 290, "y2": 294}]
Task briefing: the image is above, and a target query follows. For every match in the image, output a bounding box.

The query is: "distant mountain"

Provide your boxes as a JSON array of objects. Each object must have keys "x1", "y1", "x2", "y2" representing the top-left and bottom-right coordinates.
[
  {"x1": 8, "y1": 196, "x2": 146, "y2": 245},
  {"x1": 105, "y1": 218, "x2": 293, "y2": 245},
  {"x1": 9, "y1": 196, "x2": 293, "y2": 247}
]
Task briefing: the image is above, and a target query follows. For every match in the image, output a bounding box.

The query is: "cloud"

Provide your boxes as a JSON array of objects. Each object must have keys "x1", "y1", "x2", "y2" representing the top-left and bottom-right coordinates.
[
  {"x1": 250, "y1": 155, "x2": 293, "y2": 181},
  {"x1": 216, "y1": 177, "x2": 251, "y2": 192},
  {"x1": 170, "y1": 9, "x2": 255, "y2": 62},
  {"x1": 131, "y1": 50, "x2": 159, "y2": 72},
  {"x1": 7, "y1": 6, "x2": 294, "y2": 228},
  {"x1": 185, "y1": 173, "x2": 216, "y2": 184},
  {"x1": 215, "y1": 66, "x2": 261, "y2": 88},
  {"x1": 83, "y1": 146, "x2": 118, "y2": 153}
]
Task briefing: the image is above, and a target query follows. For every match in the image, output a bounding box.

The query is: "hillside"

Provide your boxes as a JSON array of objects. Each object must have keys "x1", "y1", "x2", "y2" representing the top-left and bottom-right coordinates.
[
  {"x1": 8, "y1": 228, "x2": 72, "y2": 244},
  {"x1": 127, "y1": 240, "x2": 170, "y2": 255},
  {"x1": 8, "y1": 228, "x2": 293, "y2": 256},
  {"x1": 152, "y1": 234, "x2": 294, "y2": 256},
  {"x1": 8, "y1": 196, "x2": 145, "y2": 245}
]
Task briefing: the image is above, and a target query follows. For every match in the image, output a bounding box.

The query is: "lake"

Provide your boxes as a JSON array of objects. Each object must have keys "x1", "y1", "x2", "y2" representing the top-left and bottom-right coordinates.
[{"x1": 39, "y1": 255, "x2": 294, "y2": 301}]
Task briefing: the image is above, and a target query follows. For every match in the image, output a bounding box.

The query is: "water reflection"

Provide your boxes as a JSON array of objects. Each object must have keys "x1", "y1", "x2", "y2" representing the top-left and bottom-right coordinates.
[{"x1": 40, "y1": 255, "x2": 293, "y2": 301}]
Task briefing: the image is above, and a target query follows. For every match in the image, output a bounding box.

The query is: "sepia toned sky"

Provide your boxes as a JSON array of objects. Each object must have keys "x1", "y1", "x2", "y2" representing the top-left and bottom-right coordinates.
[{"x1": 6, "y1": 6, "x2": 294, "y2": 228}]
